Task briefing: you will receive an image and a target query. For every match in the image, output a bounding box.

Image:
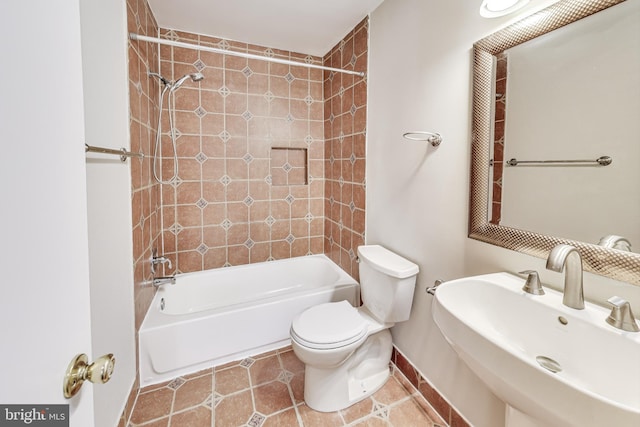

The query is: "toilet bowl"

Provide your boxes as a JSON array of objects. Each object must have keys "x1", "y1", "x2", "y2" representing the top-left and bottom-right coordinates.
[{"x1": 290, "y1": 245, "x2": 419, "y2": 412}]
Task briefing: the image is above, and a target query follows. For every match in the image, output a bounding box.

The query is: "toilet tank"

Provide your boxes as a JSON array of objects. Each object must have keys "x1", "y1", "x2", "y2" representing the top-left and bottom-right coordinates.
[{"x1": 357, "y1": 245, "x2": 419, "y2": 323}]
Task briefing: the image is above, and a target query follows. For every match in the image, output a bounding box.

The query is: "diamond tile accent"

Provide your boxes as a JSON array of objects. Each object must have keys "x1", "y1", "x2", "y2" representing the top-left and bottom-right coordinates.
[
  {"x1": 196, "y1": 198, "x2": 208, "y2": 209},
  {"x1": 338, "y1": 176, "x2": 344, "y2": 187},
  {"x1": 193, "y1": 59, "x2": 206, "y2": 71},
  {"x1": 349, "y1": 248, "x2": 356, "y2": 260},
  {"x1": 221, "y1": 219, "x2": 232, "y2": 230},
  {"x1": 243, "y1": 153, "x2": 254, "y2": 164},
  {"x1": 263, "y1": 48, "x2": 275, "y2": 58},
  {"x1": 350, "y1": 153, "x2": 357, "y2": 164},
  {"x1": 134, "y1": 13, "x2": 141, "y2": 30},
  {"x1": 219, "y1": 130, "x2": 231, "y2": 142},
  {"x1": 195, "y1": 106, "x2": 207, "y2": 118},
  {"x1": 171, "y1": 128, "x2": 182, "y2": 139},
  {"x1": 304, "y1": 135, "x2": 313, "y2": 145},
  {"x1": 265, "y1": 175, "x2": 272, "y2": 185},
  {"x1": 242, "y1": 110, "x2": 253, "y2": 121},
  {"x1": 240, "y1": 358, "x2": 255, "y2": 368},
  {"x1": 304, "y1": 95, "x2": 314, "y2": 106},
  {"x1": 213, "y1": 393, "x2": 224, "y2": 408},
  {"x1": 328, "y1": 71, "x2": 335, "y2": 81},
  {"x1": 218, "y1": 86, "x2": 230, "y2": 97},
  {"x1": 282, "y1": 162, "x2": 292, "y2": 172},
  {"x1": 285, "y1": 113, "x2": 294, "y2": 123},
  {"x1": 218, "y1": 39, "x2": 230, "y2": 50},
  {"x1": 285, "y1": 194, "x2": 295, "y2": 204},
  {"x1": 372, "y1": 402, "x2": 389, "y2": 420},
  {"x1": 267, "y1": 256, "x2": 276, "y2": 261},
  {"x1": 165, "y1": 30, "x2": 178, "y2": 41},
  {"x1": 196, "y1": 152, "x2": 208, "y2": 163},
  {"x1": 284, "y1": 72, "x2": 295, "y2": 83},
  {"x1": 171, "y1": 176, "x2": 183, "y2": 188},
  {"x1": 248, "y1": 413, "x2": 265, "y2": 427},
  {"x1": 328, "y1": 113, "x2": 334, "y2": 123},
  {"x1": 242, "y1": 66, "x2": 253, "y2": 77},
  {"x1": 167, "y1": 377, "x2": 185, "y2": 390},
  {"x1": 264, "y1": 91, "x2": 274, "y2": 102},
  {"x1": 169, "y1": 223, "x2": 183, "y2": 235},
  {"x1": 265, "y1": 216, "x2": 275, "y2": 226},
  {"x1": 244, "y1": 238, "x2": 255, "y2": 249},
  {"x1": 204, "y1": 395, "x2": 213, "y2": 409},
  {"x1": 338, "y1": 86, "x2": 345, "y2": 97},
  {"x1": 135, "y1": 82, "x2": 142, "y2": 95},
  {"x1": 277, "y1": 370, "x2": 294, "y2": 384},
  {"x1": 329, "y1": 195, "x2": 335, "y2": 205},
  {"x1": 350, "y1": 54, "x2": 358, "y2": 67},
  {"x1": 196, "y1": 243, "x2": 208, "y2": 254},
  {"x1": 243, "y1": 196, "x2": 254, "y2": 206},
  {"x1": 304, "y1": 213, "x2": 314, "y2": 223},
  {"x1": 223, "y1": 262, "x2": 232, "y2": 267},
  {"x1": 339, "y1": 40, "x2": 346, "y2": 51},
  {"x1": 349, "y1": 201, "x2": 356, "y2": 213},
  {"x1": 304, "y1": 55, "x2": 314, "y2": 64},
  {"x1": 338, "y1": 132, "x2": 345, "y2": 143},
  {"x1": 286, "y1": 234, "x2": 295, "y2": 244},
  {"x1": 350, "y1": 104, "x2": 357, "y2": 116},
  {"x1": 220, "y1": 175, "x2": 231, "y2": 186}
]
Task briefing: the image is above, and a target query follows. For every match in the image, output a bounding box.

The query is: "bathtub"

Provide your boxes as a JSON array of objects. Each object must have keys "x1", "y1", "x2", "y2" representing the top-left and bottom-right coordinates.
[{"x1": 139, "y1": 254, "x2": 359, "y2": 386}]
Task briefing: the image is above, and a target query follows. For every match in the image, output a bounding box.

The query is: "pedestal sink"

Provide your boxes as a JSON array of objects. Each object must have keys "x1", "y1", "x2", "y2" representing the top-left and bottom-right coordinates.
[{"x1": 432, "y1": 272, "x2": 640, "y2": 427}]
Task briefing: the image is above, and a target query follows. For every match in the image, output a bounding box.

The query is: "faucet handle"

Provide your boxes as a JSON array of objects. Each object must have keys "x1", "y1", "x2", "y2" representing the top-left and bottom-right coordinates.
[
  {"x1": 606, "y1": 296, "x2": 640, "y2": 332},
  {"x1": 519, "y1": 270, "x2": 545, "y2": 295}
]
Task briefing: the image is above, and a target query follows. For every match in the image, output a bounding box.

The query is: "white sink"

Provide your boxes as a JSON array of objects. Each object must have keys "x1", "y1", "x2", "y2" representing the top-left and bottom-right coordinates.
[{"x1": 432, "y1": 272, "x2": 640, "y2": 427}]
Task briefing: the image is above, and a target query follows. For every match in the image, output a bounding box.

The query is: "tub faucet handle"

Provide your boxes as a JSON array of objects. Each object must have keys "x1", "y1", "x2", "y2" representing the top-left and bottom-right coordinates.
[
  {"x1": 519, "y1": 270, "x2": 544, "y2": 295},
  {"x1": 152, "y1": 255, "x2": 172, "y2": 269}
]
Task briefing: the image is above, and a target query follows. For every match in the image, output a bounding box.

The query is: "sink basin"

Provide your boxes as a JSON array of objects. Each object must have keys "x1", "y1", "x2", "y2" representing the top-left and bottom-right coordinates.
[{"x1": 432, "y1": 272, "x2": 640, "y2": 427}]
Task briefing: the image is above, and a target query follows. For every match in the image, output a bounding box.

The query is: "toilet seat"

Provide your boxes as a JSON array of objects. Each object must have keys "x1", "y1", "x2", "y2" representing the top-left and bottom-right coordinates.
[{"x1": 291, "y1": 301, "x2": 368, "y2": 350}]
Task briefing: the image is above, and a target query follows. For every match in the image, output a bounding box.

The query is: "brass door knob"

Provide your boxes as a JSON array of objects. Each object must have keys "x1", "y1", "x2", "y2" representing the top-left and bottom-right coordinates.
[{"x1": 63, "y1": 353, "x2": 115, "y2": 398}]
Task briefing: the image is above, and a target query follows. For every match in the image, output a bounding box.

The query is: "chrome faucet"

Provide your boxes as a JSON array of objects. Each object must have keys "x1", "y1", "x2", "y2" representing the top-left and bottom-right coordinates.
[
  {"x1": 546, "y1": 244, "x2": 584, "y2": 310},
  {"x1": 152, "y1": 276, "x2": 176, "y2": 287},
  {"x1": 151, "y1": 253, "x2": 172, "y2": 276},
  {"x1": 606, "y1": 296, "x2": 639, "y2": 332}
]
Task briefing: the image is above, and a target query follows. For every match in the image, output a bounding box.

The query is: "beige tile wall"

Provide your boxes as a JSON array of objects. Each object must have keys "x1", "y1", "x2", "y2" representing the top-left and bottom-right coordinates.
[
  {"x1": 323, "y1": 19, "x2": 368, "y2": 280},
  {"x1": 156, "y1": 30, "x2": 327, "y2": 273}
]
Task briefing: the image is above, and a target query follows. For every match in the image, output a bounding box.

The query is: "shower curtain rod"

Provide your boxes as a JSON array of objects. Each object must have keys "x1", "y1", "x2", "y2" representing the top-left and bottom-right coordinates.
[{"x1": 129, "y1": 33, "x2": 366, "y2": 78}]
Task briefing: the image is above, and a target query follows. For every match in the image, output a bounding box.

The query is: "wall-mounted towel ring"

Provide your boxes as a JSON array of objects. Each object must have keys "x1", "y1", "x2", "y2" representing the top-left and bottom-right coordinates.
[{"x1": 402, "y1": 131, "x2": 443, "y2": 147}]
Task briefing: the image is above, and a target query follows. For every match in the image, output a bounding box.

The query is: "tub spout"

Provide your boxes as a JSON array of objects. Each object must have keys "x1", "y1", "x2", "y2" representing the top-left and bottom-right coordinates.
[{"x1": 153, "y1": 276, "x2": 176, "y2": 287}]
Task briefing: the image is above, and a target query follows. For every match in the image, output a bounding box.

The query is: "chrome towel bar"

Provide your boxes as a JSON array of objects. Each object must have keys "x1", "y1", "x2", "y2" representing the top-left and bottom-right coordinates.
[
  {"x1": 505, "y1": 155, "x2": 612, "y2": 167},
  {"x1": 85, "y1": 143, "x2": 144, "y2": 162}
]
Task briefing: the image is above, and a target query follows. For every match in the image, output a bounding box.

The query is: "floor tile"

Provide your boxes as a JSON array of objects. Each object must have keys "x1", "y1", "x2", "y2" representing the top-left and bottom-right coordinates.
[{"x1": 127, "y1": 346, "x2": 443, "y2": 427}]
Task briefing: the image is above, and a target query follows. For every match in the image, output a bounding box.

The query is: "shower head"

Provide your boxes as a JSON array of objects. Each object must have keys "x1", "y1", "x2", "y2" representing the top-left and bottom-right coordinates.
[{"x1": 170, "y1": 72, "x2": 205, "y2": 91}]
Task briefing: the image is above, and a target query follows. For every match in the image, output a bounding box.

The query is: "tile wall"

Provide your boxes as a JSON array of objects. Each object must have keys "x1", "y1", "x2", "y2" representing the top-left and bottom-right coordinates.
[
  {"x1": 490, "y1": 52, "x2": 507, "y2": 224},
  {"x1": 126, "y1": 0, "x2": 162, "y2": 422},
  {"x1": 156, "y1": 30, "x2": 326, "y2": 273},
  {"x1": 323, "y1": 19, "x2": 368, "y2": 280}
]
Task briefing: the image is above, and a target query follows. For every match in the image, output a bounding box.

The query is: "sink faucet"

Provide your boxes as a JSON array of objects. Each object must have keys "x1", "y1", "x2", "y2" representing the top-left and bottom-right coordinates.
[{"x1": 545, "y1": 244, "x2": 584, "y2": 310}]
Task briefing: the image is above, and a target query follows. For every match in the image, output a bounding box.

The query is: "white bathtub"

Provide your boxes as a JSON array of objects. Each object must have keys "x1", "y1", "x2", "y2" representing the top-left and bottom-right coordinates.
[{"x1": 139, "y1": 254, "x2": 360, "y2": 386}]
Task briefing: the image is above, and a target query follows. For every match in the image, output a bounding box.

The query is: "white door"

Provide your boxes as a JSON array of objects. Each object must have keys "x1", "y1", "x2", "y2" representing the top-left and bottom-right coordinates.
[{"x1": 0, "y1": 1, "x2": 95, "y2": 425}]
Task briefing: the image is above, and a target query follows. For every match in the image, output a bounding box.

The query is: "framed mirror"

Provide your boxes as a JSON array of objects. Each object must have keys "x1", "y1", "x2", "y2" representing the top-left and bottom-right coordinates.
[{"x1": 469, "y1": 0, "x2": 640, "y2": 286}]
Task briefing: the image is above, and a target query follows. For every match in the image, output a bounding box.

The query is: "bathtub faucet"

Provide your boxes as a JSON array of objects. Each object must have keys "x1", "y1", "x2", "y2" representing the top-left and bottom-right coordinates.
[
  {"x1": 152, "y1": 276, "x2": 176, "y2": 287},
  {"x1": 151, "y1": 255, "x2": 172, "y2": 271}
]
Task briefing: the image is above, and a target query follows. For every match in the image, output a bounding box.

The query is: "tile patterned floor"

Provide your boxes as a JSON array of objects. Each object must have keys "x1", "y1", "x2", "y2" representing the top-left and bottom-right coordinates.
[{"x1": 127, "y1": 346, "x2": 447, "y2": 427}]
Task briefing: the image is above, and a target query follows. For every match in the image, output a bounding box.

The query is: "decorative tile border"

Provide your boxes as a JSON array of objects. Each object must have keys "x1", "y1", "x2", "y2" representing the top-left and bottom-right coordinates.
[{"x1": 392, "y1": 347, "x2": 470, "y2": 427}]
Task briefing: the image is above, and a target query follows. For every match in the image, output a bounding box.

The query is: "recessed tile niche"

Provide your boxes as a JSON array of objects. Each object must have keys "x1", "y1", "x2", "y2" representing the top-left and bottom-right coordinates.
[{"x1": 270, "y1": 147, "x2": 308, "y2": 186}]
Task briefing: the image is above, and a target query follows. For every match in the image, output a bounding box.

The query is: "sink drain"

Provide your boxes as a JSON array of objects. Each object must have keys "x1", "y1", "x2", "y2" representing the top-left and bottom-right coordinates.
[{"x1": 536, "y1": 356, "x2": 562, "y2": 373}]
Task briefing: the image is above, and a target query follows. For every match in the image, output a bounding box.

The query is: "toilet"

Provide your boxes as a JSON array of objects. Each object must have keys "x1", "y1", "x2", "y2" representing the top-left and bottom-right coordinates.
[{"x1": 290, "y1": 245, "x2": 419, "y2": 412}]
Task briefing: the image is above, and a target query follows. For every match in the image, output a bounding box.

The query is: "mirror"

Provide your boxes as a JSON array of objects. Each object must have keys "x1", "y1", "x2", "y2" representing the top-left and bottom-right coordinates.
[{"x1": 470, "y1": 0, "x2": 640, "y2": 286}]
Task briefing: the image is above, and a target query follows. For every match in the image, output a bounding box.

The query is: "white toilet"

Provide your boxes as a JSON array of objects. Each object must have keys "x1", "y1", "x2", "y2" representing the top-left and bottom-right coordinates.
[{"x1": 290, "y1": 245, "x2": 419, "y2": 412}]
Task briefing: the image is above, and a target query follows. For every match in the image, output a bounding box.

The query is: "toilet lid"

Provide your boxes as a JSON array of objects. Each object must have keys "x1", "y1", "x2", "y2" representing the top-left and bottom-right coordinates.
[{"x1": 291, "y1": 301, "x2": 368, "y2": 349}]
